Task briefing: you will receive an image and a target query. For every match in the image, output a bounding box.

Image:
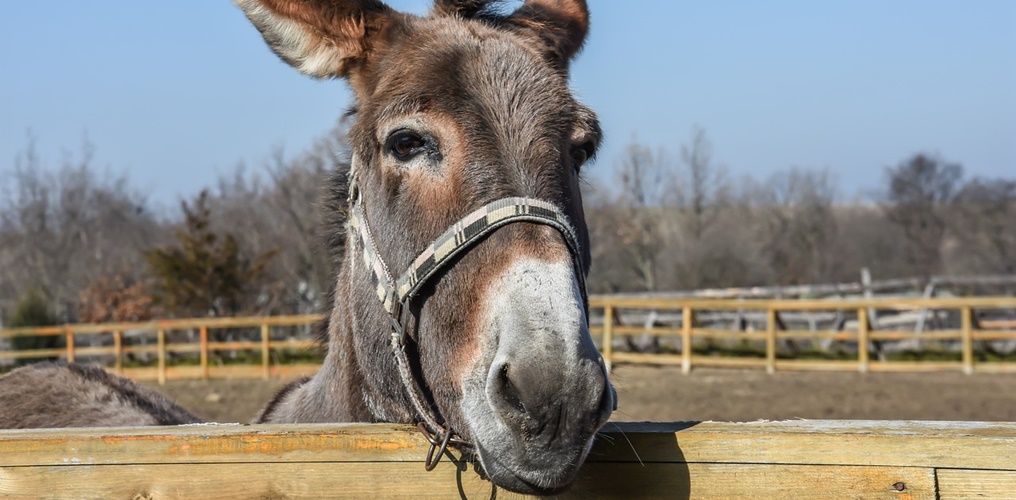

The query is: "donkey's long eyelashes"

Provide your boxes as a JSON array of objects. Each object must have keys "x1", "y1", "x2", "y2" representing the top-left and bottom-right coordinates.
[
  {"x1": 570, "y1": 141, "x2": 595, "y2": 172},
  {"x1": 386, "y1": 130, "x2": 427, "y2": 161},
  {"x1": 384, "y1": 129, "x2": 443, "y2": 166}
]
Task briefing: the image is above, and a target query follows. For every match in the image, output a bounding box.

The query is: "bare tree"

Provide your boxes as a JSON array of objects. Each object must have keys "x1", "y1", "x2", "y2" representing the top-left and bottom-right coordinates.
[
  {"x1": 949, "y1": 177, "x2": 1016, "y2": 274},
  {"x1": 675, "y1": 126, "x2": 728, "y2": 239},
  {"x1": 199, "y1": 119, "x2": 350, "y2": 314},
  {"x1": 827, "y1": 205, "x2": 911, "y2": 282},
  {"x1": 881, "y1": 153, "x2": 963, "y2": 276},
  {"x1": 0, "y1": 136, "x2": 156, "y2": 321},
  {"x1": 755, "y1": 167, "x2": 839, "y2": 284},
  {"x1": 666, "y1": 128, "x2": 768, "y2": 290},
  {"x1": 262, "y1": 123, "x2": 349, "y2": 311},
  {"x1": 613, "y1": 140, "x2": 672, "y2": 291},
  {"x1": 581, "y1": 180, "x2": 630, "y2": 293}
]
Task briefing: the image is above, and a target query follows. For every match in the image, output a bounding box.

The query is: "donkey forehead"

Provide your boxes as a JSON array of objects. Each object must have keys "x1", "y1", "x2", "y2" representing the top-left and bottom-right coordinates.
[{"x1": 363, "y1": 18, "x2": 589, "y2": 144}]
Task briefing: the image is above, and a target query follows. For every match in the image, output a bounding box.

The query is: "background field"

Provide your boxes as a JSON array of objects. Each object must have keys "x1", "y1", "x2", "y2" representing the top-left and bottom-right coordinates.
[{"x1": 146, "y1": 365, "x2": 1016, "y2": 424}]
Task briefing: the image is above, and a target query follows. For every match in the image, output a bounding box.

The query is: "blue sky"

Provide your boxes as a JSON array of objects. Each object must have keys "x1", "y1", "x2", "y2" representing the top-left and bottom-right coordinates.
[{"x1": 2, "y1": 1, "x2": 1013, "y2": 206}]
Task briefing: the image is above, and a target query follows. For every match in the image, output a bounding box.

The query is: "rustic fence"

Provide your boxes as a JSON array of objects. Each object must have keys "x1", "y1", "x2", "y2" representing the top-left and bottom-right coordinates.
[
  {"x1": 0, "y1": 315, "x2": 325, "y2": 383},
  {"x1": 2, "y1": 296, "x2": 1015, "y2": 382},
  {"x1": 592, "y1": 296, "x2": 1016, "y2": 374},
  {"x1": 0, "y1": 420, "x2": 1013, "y2": 498}
]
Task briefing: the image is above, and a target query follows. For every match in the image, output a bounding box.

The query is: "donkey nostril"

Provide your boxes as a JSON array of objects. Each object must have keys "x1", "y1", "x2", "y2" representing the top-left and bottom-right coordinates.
[{"x1": 496, "y1": 363, "x2": 527, "y2": 415}]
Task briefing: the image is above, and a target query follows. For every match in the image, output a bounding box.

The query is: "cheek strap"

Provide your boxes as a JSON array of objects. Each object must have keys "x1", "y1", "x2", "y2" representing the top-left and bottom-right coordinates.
[
  {"x1": 349, "y1": 191, "x2": 588, "y2": 339},
  {"x1": 348, "y1": 185, "x2": 588, "y2": 471}
]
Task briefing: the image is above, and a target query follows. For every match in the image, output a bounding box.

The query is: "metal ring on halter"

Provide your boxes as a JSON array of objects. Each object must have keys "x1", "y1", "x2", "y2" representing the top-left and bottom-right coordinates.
[
  {"x1": 418, "y1": 422, "x2": 471, "y2": 471},
  {"x1": 419, "y1": 422, "x2": 454, "y2": 471}
]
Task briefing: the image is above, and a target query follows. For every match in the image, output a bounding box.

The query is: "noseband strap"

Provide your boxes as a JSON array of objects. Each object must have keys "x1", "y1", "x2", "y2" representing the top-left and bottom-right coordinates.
[
  {"x1": 350, "y1": 193, "x2": 588, "y2": 321},
  {"x1": 348, "y1": 186, "x2": 587, "y2": 468}
]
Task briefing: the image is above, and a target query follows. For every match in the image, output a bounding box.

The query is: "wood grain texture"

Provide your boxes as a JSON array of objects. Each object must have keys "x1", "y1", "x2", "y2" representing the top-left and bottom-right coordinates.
[
  {"x1": 0, "y1": 421, "x2": 1011, "y2": 499},
  {"x1": 589, "y1": 420, "x2": 1016, "y2": 471},
  {"x1": 4, "y1": 421, "x2": 1015, "y2": 469},
  {"x1": 937, "y1": 469, "x2": 1016, "y2": 500},
  {"x1": 0, "y1": 462, "x2": 495, "y2": 500},
  {"x1": 561, "y1": 464, "x2": 937, "y2": 500},
  {"x1": 0, "y1": 463, "x2": 937, "y2": 500}
]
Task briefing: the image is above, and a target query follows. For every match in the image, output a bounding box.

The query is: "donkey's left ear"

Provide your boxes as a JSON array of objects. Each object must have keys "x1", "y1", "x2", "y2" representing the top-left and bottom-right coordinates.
[
  {"x1": 506, "y1": 0, "x2": 589, "y2": 68},
  {"x1": 432, "y1": 0, "x2": 490, "y2": 18},
  {"x1": 234, "y1": 0, "x2": 395, "y2": 79}
]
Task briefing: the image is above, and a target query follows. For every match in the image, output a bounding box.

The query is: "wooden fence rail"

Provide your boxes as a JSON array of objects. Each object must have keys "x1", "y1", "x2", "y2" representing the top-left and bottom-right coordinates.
[
  {"x1": 0, "y1": 315, "x2": 326, "y2": 383},
  {"x1": 591, "y1": 296, "x2": 1016, "y2": 374},
  {"x1": 2, "y1": 297, "x2": 1015, "y2": 381},
  {"x1": 0, "y1": 420, "x2": 1013, "y2": 498}
]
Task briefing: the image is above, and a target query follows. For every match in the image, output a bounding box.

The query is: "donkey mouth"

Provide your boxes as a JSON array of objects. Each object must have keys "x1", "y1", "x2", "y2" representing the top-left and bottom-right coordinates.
[
  {"x1": 466, "y1": 380, "x2": 613, "y2": 494},
  {"x1": 460, "y1": 358, "x2": 614, "y2": 494},
  {"x1": 472, "y1": 440, "x2": 593, "y2": 495}
]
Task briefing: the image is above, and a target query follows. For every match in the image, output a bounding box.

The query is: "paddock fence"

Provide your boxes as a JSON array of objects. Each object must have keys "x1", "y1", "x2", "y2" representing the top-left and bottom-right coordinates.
[
  {"x1": 590, "y1": 296, "x2": 1016, "y2": 374},
  {"x1": 0, "y1": 420, "x2": 1013, "y2": 498},
  {"x1": 1, "y1": 296, "x2": 1015, "y2": 382},
  {"x1": 0, "y1": 315, "x2": 326, "y2": 384}
]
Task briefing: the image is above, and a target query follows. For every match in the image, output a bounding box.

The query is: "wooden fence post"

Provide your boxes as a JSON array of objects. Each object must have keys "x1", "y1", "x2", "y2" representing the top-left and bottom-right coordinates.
[
  {"x1": 157, "y1": 327, "x2": 167, "y2": 386},
  {"x1": 602, "y1": 303, "x2": 614, "y2": 372},
  {"x1": 765, "y1": 308, "x2": 777, "y2": 374},
  {"x1": 200, "y1": 326, "x2": 209, "y2": 381},
  {"x1": 261, "y1": 323, "x2": 271, "y2": 380},
  {"x1": 961, "y1": 307, "x2": 974, "y2": 375},
  {"x1": 113, "y1": 331, "x2": 123, "y2": 375},
  {"x1": 858, "y1": 308, "x2": 870, "y2": 373},
  {"x1": 681, "y1": 306, "x2": 693, "y2": 375},
  {"x1": 65, "y1": 327, "x2": 75, "y2": 364}
]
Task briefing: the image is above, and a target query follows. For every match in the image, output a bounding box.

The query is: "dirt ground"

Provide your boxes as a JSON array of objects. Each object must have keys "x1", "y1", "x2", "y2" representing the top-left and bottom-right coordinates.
[{"x1": 146, "y1": 365, "x2": 1016, "y2": 424}]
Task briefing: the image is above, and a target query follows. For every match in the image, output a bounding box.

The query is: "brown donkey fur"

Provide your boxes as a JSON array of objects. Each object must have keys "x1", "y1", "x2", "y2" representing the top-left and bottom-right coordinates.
[
  {"x1": 0, "y1": 362, "x2": 200, "y2": 428},
  {"x1": 0, "y1": 1, "x2": 612, "y2": 493}
]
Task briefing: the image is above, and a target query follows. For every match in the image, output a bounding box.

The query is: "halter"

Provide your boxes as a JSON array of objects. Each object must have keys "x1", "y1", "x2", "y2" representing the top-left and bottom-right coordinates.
[{"x1": 347, "y1": 180, "x2": 588, "y2": 470}]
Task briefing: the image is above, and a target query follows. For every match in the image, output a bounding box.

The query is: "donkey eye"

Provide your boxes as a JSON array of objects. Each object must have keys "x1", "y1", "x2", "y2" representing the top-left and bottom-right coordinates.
[
  {"x1": 570, "y1": 141, "x2": 595, "y2": 170},
  {"x1": 386, "y1": 130, "x2": 427, "y2": 161}
]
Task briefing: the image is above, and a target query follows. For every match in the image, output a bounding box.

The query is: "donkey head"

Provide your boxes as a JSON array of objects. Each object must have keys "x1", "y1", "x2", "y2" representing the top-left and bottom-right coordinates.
[{"x1": 235, "y1": 0, "x2": 613, "y2": 493}]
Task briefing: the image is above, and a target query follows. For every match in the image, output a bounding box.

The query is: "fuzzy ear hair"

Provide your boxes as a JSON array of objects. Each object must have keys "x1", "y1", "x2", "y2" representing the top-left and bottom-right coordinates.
[
  {"x1": 507, "y1": 0, "x2": 589, "y2": 67},
  {"x1": 234, "y1": 0, "x2": 394, "y2": 78},
  {"x1": 432, "y1": 0, "x2": 494, "y2": 18}
]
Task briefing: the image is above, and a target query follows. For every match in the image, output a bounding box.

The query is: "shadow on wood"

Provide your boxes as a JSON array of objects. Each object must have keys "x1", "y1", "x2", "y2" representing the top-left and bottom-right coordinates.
[{"x1": 1, "y1": 420, "x2": 1014, "y2": 499}]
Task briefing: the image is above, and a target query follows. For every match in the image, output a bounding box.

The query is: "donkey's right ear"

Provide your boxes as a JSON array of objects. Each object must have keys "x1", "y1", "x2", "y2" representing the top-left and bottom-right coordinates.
[{"x1": 234, "y1": 0, "x2": 394, "y2": 79}]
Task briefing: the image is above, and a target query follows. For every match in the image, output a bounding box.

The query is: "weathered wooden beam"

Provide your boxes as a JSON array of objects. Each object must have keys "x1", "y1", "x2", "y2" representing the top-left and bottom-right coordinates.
[
  {"x1": 0, "y1": 421, "x2": 1013, "y2": 499},
  {"x1": 937, "y1": 470, "x2": 1016, "y2": 500}
]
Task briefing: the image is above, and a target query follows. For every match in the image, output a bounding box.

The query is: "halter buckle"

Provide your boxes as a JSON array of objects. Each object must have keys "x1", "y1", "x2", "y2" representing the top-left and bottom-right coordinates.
[{"x1": 389, "y1": 299, "x2": 413, "y2": 347}]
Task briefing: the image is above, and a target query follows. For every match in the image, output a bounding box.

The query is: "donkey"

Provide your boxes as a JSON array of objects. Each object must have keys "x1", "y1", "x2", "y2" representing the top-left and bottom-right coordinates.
[
  {"x1": 238, "y1": 0, "x2": 614, "y2": 492},
  {"x1": 0, "y1": 361, "x2": 201, "y2": 428},
  {"x1": 0, "y1": 0, "x2": 613, "y2": 494}
]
